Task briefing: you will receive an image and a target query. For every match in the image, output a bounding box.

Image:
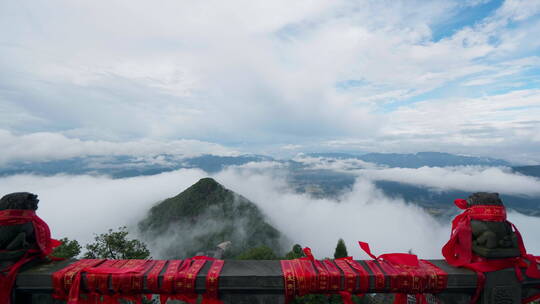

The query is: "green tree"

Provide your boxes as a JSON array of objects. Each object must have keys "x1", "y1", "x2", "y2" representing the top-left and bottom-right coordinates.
[
  {"x1": 83, "y1": 226, "x2": 150, "y2": 259},
  {"x1": 285, "y1": 244, "x2": 305, "y2": 260},
  {"x1": 52, "y1": 237, "x2": 82, "y2": 259},
  {"x1": 237, "y1": 245, "x2": 278, "y2": 260},
  {"x1": 333, "y1": 238, "x2": 348, "y2": 259}
]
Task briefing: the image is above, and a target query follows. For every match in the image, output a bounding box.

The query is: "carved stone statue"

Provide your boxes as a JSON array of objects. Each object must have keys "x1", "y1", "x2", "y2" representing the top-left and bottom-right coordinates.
[
  {"x1": 0, "y1": 192, "x2": 40, "y2": 267},
  {"x1": 468, "y1": 192, "x2": 520, "y2": 258}
]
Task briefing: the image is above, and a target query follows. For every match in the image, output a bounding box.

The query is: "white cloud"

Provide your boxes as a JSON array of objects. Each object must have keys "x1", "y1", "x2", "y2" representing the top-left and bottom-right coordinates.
[
  {"x1": 0, "y1": 0, "x2": 539, "y2": 162},
  {"x1": 0, "y1": 130, "x2": 237, "y2": 165},
  {"x1": 291, "y1": 155, "x2": 540, "y2": 197},
  {"x1": 0, "y1": 169, "x2": 441, "y2": 258},
  {"x1": 373, "y1": 89, "x2": 540, "y2": 163},
  {"x1": 215, "y1": 169, "x2": 450, "y2": 258},
  {"x1": 358, "y1": 166, "x2": 540, "y2": 197},
  {"x1": 508, "y1": 211, "x2": 540, "y2": 254},
  {"x1": 292, "y1": 154, "x2": 378, "y2": 170},
  {"x1": 281, "y1": 144, "x2": 303, "y2": 151},
  {"x1": 2, "y1": 163, "x2": 540, "y2": 259}
]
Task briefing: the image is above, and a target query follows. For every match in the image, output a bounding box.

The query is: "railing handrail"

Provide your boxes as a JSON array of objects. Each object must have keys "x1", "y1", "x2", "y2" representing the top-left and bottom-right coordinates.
[{"x1": 13, "y1": 258, "x2": 540, "y2": 304}]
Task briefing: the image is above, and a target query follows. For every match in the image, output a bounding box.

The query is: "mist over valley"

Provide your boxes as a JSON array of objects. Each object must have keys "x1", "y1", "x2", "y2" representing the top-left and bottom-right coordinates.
[{"x1": 1, "y1": 151, "x2": 539, "y2": 260}]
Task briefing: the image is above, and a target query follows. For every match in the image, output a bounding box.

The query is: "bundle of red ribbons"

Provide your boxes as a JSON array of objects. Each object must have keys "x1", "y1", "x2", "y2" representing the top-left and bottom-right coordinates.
[
  {"x1": 0, "y1": 209, "x2": 61, "y2": 304},
  {"x1": 442, "y1": 199, "x2": 540, "y2": 303},
  {"x1": 281, "y1": 245, "x2": 448, "y2": 304},
  {"x1": 52, "y1": 257, "x2": 224, "y2": 304}
]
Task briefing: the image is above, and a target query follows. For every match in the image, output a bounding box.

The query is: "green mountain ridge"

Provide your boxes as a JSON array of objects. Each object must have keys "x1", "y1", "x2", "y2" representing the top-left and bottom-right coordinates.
[{"x1": 138, "y1": 178, "x2": 283, "y2": 258}]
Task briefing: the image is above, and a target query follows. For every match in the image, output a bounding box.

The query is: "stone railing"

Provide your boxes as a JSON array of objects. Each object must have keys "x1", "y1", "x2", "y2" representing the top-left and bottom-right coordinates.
[{"x1": 12, "y1": 258, "x2": 540, "y2": 304}]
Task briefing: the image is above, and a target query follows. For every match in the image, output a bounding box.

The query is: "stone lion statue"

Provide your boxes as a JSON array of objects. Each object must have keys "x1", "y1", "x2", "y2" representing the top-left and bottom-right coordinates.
[
  {"x1": 0, "y1": 192, "x2": 40, "y2": 265},
  {"x1": 469, "y1": 192, "x2": 520, "y2": 258}
]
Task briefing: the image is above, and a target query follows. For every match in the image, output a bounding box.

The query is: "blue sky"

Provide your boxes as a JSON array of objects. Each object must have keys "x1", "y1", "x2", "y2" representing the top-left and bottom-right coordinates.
[{"x1": 1, "y1": 0, "x2": 540, "y2": 164}]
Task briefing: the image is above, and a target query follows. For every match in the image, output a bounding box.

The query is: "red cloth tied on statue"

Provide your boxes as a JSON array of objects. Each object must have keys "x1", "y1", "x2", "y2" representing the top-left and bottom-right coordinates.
[
  {"x1": 0, "y1": 209, "x2": 61, "y2": 304},
  {"x1": 359, "y1": 241, "x2": 448, "y2": 304},
  {"x1": 442, "y1": 199, "x2": 540, "y2": 303}
]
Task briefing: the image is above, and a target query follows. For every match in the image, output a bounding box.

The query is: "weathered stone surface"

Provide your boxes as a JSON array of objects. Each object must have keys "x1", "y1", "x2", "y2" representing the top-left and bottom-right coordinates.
[{"x1": 481, "y1": 268, "x2": 522, "y2": 304}]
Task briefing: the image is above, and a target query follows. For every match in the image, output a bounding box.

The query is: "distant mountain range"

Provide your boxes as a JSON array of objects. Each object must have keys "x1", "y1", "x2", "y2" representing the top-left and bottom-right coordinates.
[
  {"x1": 512, "y1": 165, "x2": 540, "y2": 178},
  {"x1": 307, "y1": 152, "x2": 511, "y2": 168},
  {"x1": 0, "y1": 154, "x2": 271, "y2": 178},
  {"x1": 0, "y1": 151, "x2": 523, "y2": 177},
  {"x1": 2, "y1": 152, "x2": 539, "y2": 216},
  {"x1": 138, "y1": 178, "x2": 283, "y2": 258}
]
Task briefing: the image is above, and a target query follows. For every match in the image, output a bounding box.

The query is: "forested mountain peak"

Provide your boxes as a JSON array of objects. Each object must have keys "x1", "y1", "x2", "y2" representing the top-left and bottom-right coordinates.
[{"x1": 138, "y1": 178, "x2": 282, "y2": 258}]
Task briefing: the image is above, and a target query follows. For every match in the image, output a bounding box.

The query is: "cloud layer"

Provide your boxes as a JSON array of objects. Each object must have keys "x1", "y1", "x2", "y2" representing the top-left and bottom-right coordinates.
[
  {"x1": 1, "y1": 0, "x2": 540, "y2": 162},
  {"x1": 358, "y1": 166, "x2": 540, "y2": 197},
  {"x1": 294, "y1": 155, "x2": 540, "y2": 197},
  {"x1": 1, "y1": 165, "x2": 539, "y2": 259},
  {"x1": 0, "y1": 130, "x2": 236, "y2": 165}
]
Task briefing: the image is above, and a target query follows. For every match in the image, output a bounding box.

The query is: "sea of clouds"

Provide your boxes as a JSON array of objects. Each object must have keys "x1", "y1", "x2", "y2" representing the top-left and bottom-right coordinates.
[{"x1": 1, "y1": 160, "x2": 540, "y2": 259}]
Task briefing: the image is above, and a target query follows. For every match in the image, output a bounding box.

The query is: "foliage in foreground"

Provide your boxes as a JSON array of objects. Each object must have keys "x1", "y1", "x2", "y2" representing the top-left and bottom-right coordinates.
[
  {"x1": 285, "y1": 244, "x2": 306, "y2": 260},
  {"x1": 52, "y1": 237, "x2": 81, "y2": 259},
  {"x1": 237, "y1": 245, "x2": 279, "y2": 260},
  {"x1": 83, "y1": 226, "x2": 150, "y2": 259},
  {"x1": 333, "y1": 238, "x2": 348, "y2": 259}
]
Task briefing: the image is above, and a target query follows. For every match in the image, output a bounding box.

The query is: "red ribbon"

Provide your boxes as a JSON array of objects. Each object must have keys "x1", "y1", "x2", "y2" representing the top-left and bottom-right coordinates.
[
  {"x1": 280, "y1": 246, "x2": 446, "y2": 304},
  {"x1": 146, "y1": 260, "x2": 167, "y2": 293},
  {"x1": 86, "y1": 259, "x2": 120, "y2": 302},
  {"x1": 0, "y1": 209, "x2": 61, "y2": 304},
  {"x1": 280, "y1": 248, "x2": 371, "y2": 304},
  {"x1": 365, "y1": 260, "x2": 386, "y2": 291},
  {"x1": 304, "y1": 259, "x2": 319, "y2": 294},
  {"x1": 159, "y1": 259, "x2": 186, "y2": 304},
  {"x1": 53, "y1": 257, "x2": 223, "y2": 304},
  {"x1": 69, "y1": 260, "x2": 149, "y2": 304},
  {"x1": 201, "y1": 259, "x2": 225, "y2": 304},
  {"x1": 335, "y1": 258, "x2": 358, "y2": 304},
  {"x1": 171, "y1": 258, "x2": 207, "y2": 304},
  {"x1": 313, "y1": 259, "x2": 329, "y2": 291},
  {"x1": 359, "y1": 242, "x2": 448, "y2": 304},
  {"x1": 281, "y1": 260, "x2": 296, "y2": 302},
  {"x1": 346, "y1": 260, "x2": 369, "y2": 293}
]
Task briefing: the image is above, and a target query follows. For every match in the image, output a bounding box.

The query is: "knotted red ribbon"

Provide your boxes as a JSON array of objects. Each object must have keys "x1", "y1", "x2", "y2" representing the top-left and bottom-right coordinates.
[
  {"x1": 281, "y1": 247, "x2": 370, "y2": 304},
  {"x1": 442, "y1": 199, "x2": 540, "y2": 303},
  {"x1": 53, "y1": 259, "x2": 150, "y2": 304},
  {"x1": 359, "y1": 241, "x2": 448, "y2": 304},
  {"x1": 0, "y1": 209, "x2": 61, "y2": 304},
  {"x1": 53, "y1": 257, "x2": 224, "y2": 304}
]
